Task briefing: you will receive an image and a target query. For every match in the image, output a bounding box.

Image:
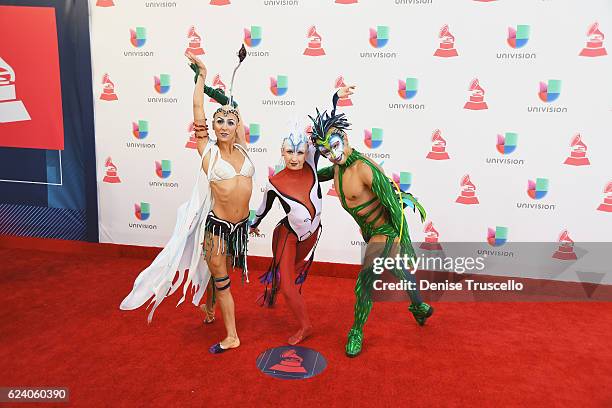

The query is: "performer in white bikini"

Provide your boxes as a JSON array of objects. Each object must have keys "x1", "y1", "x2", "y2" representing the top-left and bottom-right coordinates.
[{"x1": 120, "y1": 49, "x2": 253, "y2": 354}]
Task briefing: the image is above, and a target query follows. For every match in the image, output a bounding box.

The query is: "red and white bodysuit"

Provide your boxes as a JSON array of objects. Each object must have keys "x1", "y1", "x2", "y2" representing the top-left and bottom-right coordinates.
[{"x1": 251, "y1": 143, "x2": 322, "y2": 341}]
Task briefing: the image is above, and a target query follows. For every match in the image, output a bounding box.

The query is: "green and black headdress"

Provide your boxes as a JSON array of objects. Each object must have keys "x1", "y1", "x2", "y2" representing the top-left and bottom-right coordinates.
[{"x1": 308, "y1": 93, "x2": 351, "y2": 147}]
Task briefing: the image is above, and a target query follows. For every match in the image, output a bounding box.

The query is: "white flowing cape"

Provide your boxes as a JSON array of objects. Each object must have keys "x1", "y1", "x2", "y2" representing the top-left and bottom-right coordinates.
[{"x1": 120, "y1": 142, "x2": 218, "y2": 323}]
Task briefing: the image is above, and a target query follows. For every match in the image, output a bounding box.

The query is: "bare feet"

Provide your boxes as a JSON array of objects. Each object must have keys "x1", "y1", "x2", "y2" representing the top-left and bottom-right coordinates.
[
  {"x1": 288, "y1": 326, "x2": 313, "y2": 345},
  {"x1": 220, "y1": 335, "x2": 240, "y2": 349},
  {"x1": 209, "y1": 335, "x2": 240, "y2": 354},
  {"x1": 200, "y1": 304, "x2": 215, "y2": 324}
]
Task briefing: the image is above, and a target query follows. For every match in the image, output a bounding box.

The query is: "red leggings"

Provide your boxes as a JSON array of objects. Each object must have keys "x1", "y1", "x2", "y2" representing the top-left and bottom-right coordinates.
[{"x1": 271, "y1": 223, "x2": 319, "y2": 329}]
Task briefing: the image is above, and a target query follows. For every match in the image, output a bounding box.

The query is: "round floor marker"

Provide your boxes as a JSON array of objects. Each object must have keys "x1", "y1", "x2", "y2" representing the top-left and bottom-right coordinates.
[{"x1": 256, "y1": 346, "x2": 327, "y2": 380}]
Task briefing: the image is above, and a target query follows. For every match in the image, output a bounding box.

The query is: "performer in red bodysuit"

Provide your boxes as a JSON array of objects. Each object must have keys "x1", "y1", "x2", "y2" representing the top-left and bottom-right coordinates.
[{"x1": 250, "y1": 124, "x2": 322, "y2": 345}]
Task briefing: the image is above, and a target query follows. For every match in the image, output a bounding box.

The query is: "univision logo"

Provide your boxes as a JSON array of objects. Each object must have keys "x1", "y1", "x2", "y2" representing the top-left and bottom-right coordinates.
[
  {"x1": 132, "y1": 120, "x2": 148, "y2": 139},
  {"x1": 155, "y1": 160, "x2": 171, "y2": 179},
  {"x1": 527, "y1": 79, "x2": 566, "y2": 113},
  {"x1": 154, "y1": 74, "x2": 171, "y2": 94},
  {"x1": 398, "y1": 78, "x2": 418, "y2": 100},
  {"x1": 128, "y1": 120, "x2": 156, "y2": 149},
  {"x1": 269, "y1": 75, "x2": 288, "y2": 96},
  {"x1": 507, "y1": 25, "x2": 529, "y2": 49},
  {"x1": 538, "y1": 79, "x2": 561, "y2": 102},
  {"x1": 369, "y1": 26, "x2": 389, "y2": 48},
  {"x1": 244, "y1": 26, "x2": 262, "y2": 47},
  {"x1": 364, "y1": 128, "x2": 383, "y2": 149},
  {"x1": 487, "y1": 226, "x2": 507, "y2": 247},
  {"x1": 130, "y1": 202, "x2": 158, "y2": 230},
  {"x1": 130, "y1": 27, "x2": 146, "y2": 48},
  {"x1": 527, "y1": 178, "x2": 548, "y2": 200},
  {"x1": 393, "y1": 172, "x2": 412, "y2": 191},
  {"x1": 246, "y1": 123, "x2": 260, "y2": 143},
  {"x1": 496, "y1": 132, "x2": 517, "y2": 154},
  {"x1": 134, "y1": 202, "x2": 150, "y2": 221}
]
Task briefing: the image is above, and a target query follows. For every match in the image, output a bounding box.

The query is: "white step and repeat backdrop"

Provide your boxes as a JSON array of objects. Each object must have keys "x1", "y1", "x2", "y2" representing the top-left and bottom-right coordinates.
[{"x1": 91, "y1": 0, "x2": 612, "y2": 283}]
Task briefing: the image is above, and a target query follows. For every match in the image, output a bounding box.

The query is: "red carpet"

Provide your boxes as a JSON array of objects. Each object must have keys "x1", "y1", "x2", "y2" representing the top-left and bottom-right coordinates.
[{"x1": 1, "y1": 247, "x2": 611, "y2": 407}]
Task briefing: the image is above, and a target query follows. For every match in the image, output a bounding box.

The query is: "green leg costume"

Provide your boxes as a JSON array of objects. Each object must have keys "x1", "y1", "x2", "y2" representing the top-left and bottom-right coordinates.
[{"x1": 318, "y1": 149, "x2": 433, "y2": 357}]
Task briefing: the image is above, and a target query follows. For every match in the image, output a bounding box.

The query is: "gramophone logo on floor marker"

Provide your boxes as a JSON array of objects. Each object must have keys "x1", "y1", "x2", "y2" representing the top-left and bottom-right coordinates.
[
  {"x1": 434, "y1": 25, "x2": 458, "y2": 57},
  {"x1": 463, "y1": 78, "x2": 488, "y2": 110},
  {"x1": 256, "y1": 346, "x2": 327, "y2": 380},
  {"x1": 100, "y1": 73, "x2": 118, "y2": 101},
  {"x1": 563, "y1": 133, "x2": 590, "y2": 166},
  {"x1": 579, "y1": 22, "x2": 607, "y2": 57},
  {"x1": 426, "y1": 129, "x2": 450, "y2": 160},
  {"x1": 186, "y1": 26, "x2": 204, "y2": 55},
  {"x1": 303, "y1": 26, "x2": 326, "y2": 56},
  {"x1": 102, "y1": 157, "x2": 121, "y2": 183},
  {"x1": 0, "y1": 56, "x2": 31, "y2": 123},
  {"x1": 455, "y1": 174, "x2": 479, "y2": 205}
]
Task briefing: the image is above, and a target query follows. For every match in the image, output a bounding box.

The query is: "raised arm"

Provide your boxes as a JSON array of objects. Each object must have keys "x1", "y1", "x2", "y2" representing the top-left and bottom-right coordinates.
[{"x1": 185, "y1": 51, "x2": 209, "y2": 157}]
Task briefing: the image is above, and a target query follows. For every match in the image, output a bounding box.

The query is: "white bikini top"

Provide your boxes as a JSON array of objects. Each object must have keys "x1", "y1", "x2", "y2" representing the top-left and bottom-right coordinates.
[{"x1": 208, "y1": 143, "x2": 255, "y2": 182}]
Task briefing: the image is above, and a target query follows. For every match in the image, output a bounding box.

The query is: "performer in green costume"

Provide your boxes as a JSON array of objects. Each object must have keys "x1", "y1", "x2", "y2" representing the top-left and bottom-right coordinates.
[{"x1": 310, "y1": 87, "x2": 434, "y2": 357}]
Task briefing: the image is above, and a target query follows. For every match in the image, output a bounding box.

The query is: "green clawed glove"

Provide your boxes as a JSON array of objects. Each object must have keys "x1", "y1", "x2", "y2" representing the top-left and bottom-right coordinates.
[{"x1": 189, "y1": 63, "x2": 238, "y2": 108}]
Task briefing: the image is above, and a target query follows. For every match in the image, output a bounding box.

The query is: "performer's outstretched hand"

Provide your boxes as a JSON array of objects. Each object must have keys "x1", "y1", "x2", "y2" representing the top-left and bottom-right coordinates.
[
  {"x1": 185, "y1": 51, "x2": 207, "y2": 79},
  {"x1": 337, "y1": 85, "x2": 356, "y2": 98}
]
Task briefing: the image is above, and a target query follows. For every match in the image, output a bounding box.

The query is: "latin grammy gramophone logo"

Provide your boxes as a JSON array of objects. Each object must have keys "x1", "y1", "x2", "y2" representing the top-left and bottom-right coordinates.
[
  {"x1": 552, "y1": 230, "x2": 577, "y2": 260},
  {"x1": 563, "y1": 133, "x2": 590, "y2": 166},
  {"x1": 579, "y1": 22, "x2": 607, "y2": 57},
  {"x1": 256, "y1": 346, "x2": 327, "y2": 380},
  {"x1": 100, "y1": 73, "x2": 118, "y2": 101},
  {"x1": 426, "y1": 129, "x2": 450, "y2": 160},
  {"x1": 96, "y1": 0, "x2": 115, "y2": 6},
  {"x1": 0, "y1": 56, "x2": 31, "y2": 123},
  {"x1": 597, "y1": 181, "x2": 612, "y2": 212},
  {"x1": 102, "y1": 157, "x2": 121, "y2": 183},
  {"x1": 303, "y1": 26, "x2": 326, "y2": 56},
  {"x1": 210, "y1": 74, "x2": 226, "y2": 103},
  {"x1": 185, "y1": 121, "x2": 197, "y2": 149},
  {"x1": 335, "y1": 76, "x2": 353, "y2": 107},
  {"x1": 434, "y1": 25, "x2": 458, "y2": 57},
  {"x1": 455, "y1": 174, "x2": 479, "y2": 205},
  {"x1": 186, "y1": 26, "x2": 205, "y2": 55},
  {"x1": 463, "y1": 78, "x2": 488, "y2": 110},
  {"x1": 420, "y1": 222, "x2": 443, "y2": 251}
]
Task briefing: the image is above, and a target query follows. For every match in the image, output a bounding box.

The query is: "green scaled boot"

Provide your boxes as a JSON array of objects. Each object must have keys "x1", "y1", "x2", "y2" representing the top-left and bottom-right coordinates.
[
  {"x1": 409, "y1": 302, "x2": 434, "y2": 326},
  {"x1": 346, "y1": 328, "x2": 363, "y2": 357}
]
